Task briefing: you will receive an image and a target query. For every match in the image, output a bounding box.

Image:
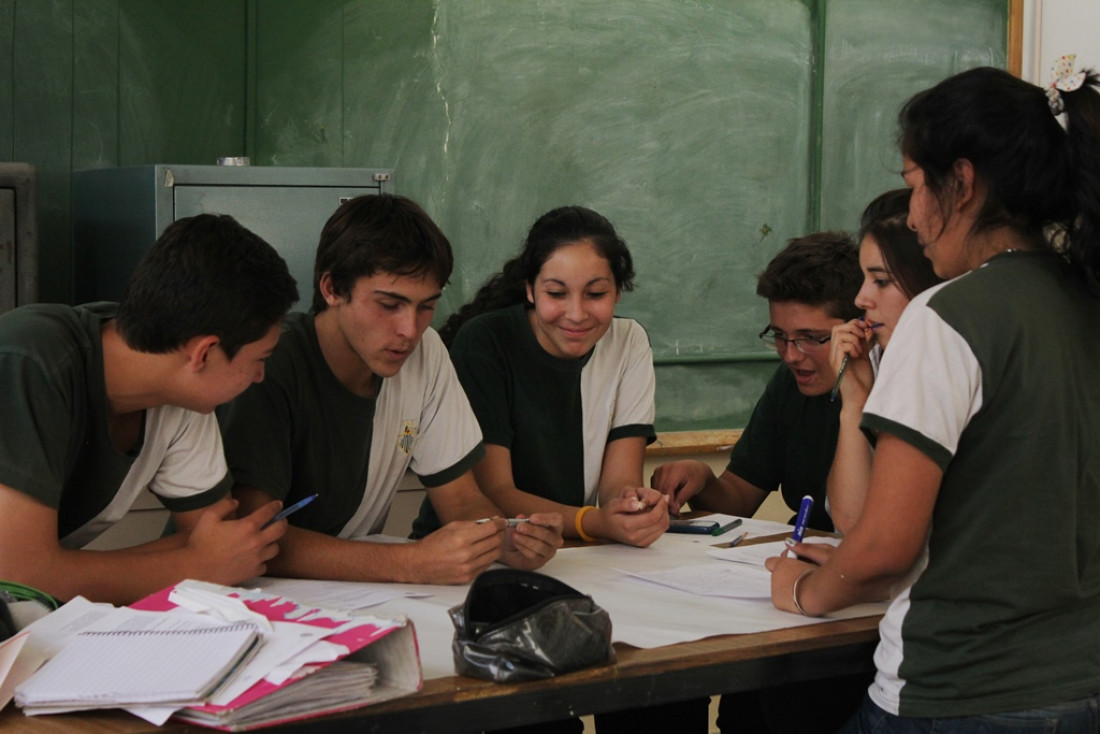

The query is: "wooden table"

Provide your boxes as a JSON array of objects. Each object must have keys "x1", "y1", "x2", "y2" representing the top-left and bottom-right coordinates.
[
  {"x1": 0, "y1": 613, "x2": 879, "y2": 733},
  {"x1": 3, "y1": 528, "x2": 878, "y2": 733},
  {"x1": 646, "y1": 429, "x2": 742, "y2": 457}
]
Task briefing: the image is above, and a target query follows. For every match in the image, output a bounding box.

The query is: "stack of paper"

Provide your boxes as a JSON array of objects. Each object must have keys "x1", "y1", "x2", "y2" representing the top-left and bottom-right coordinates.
[
  {"x1": 6, "y1": 580, "x2": 422, "y2": 730},
  {"x1": 133, "y1": 580, "x2": 422, "y2": 730},
  {"x1": 175, "y1": 659, "x2": 378, "y2": 730},
  {"x1": 15, "y1": 622, "x2": 260, "y2": 714}
]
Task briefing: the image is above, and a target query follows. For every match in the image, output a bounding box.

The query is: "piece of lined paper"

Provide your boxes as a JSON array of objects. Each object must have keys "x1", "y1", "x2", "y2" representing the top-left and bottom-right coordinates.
[{"x1": 15, "y1": 622, "x2": 259, "y2": 710}]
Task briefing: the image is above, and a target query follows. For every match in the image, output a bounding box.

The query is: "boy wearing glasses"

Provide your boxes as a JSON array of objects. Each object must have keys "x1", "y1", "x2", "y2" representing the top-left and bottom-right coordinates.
[
  {"x1": 651, "y1": 231, "x2": 863, "y2": 734},
  {"x1": 651, "y1": 232, "x2": 860, "y2": 532}
]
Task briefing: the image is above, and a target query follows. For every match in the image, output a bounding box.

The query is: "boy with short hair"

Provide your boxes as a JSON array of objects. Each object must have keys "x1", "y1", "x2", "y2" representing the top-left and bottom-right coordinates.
[
  {"x1": 0, "y1": 214, "x2": 299, "y2": 604},
  {"x1": 651, "y1": 231, "x2": 866, "y2": 734},
  {"x1": 219, "y1": 195, "x2": 562, "y2": 585},
  {"x1": 652, "y1": 231, "x2": 861, "y2": 531}
]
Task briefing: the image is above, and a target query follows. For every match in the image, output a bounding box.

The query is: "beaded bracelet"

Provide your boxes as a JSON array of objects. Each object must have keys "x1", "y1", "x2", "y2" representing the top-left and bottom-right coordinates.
[
  {"x1": 574, "y1": 505, "x2": 598, "y2": 543},
  {"x1": 792, "y1": 569, "x2": 815, "y2": 616}
]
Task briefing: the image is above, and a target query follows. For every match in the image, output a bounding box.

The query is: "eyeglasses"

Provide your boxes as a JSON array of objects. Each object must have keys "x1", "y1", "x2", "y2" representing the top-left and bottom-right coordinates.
[{"x1": 758, "y1": 327, "x2": 831, "y2": 355}]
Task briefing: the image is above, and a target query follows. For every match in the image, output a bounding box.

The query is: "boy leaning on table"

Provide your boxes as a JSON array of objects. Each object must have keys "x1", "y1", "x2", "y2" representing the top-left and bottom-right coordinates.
[
  {"x1": 0, "y1": 214, "x2": 299, "y2": 606},
  {"x1": 650, "y1": 232, "x2": 868, "y2": 734},
  {"x1": 217, "y1": 194, "x2": 563, "y2": 585}
]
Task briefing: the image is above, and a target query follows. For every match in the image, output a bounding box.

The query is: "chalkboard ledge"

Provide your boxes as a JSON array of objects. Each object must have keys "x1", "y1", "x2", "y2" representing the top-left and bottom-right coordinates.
[{"x1": 646, "y1": 430, "x2": 742, "y2": 457}]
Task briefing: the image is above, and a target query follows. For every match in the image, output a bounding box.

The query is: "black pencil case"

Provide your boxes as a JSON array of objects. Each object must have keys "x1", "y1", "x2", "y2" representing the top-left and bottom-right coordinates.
[{"x1": 449, "y1": 568, "x2": 614, "y2": 682}]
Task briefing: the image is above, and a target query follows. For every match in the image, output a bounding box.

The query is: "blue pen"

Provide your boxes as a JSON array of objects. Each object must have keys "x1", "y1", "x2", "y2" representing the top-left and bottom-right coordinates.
[
  {"x1": 787, "y1": 495, "x2": 814, "y2": 546},
  {"x1": 263, "y1": 493, "x2": 318, "y2": 529}
]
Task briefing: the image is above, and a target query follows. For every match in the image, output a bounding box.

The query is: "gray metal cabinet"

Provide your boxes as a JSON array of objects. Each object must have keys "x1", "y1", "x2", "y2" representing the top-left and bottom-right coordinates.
[
  {"x1": 72, "y1": 165, "x2": 394, "y2": 307},
  {"x1": 0, "y1": 163, "x2": 38, "y2": 313}
]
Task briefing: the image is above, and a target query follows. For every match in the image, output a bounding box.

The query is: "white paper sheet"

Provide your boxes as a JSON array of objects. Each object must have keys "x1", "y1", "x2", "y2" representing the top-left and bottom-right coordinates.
[
  {"x1": 623, "y1": 562, "x2": 772, "y2": 598},
  {"x1": 251, "y1": 577, "x2": 430, "y2": 611},
  {"x1": 707, "y1": 536, "x2": 841, "y2": 566},
  {"x1": 369, "y1": 536, "x2": 884, "y2": 678}
]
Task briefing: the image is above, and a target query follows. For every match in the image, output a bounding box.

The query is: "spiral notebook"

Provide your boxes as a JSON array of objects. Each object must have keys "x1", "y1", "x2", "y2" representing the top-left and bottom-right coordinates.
[
  {"x1": 133, "y1": 580, "x2": 422, "y2": 730},
  {"x1": 15, "y1": 622, "x2": 260, "y2": 713}
]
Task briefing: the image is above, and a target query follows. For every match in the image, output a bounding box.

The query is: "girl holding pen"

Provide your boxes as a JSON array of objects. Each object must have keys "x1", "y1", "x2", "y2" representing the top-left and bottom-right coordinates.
[
  {"x1": 825, "y1": 189, "x2": 942, "y2": 534},
  {"x1": 770, "y1": 58, "x2": 1100, "y2": 732},
  {"x1": 412, "y1": 206, "x2": 669, "y2": 547},
  {"x1": 412, "y1": 206, "x2": 687, "y2": 734}
]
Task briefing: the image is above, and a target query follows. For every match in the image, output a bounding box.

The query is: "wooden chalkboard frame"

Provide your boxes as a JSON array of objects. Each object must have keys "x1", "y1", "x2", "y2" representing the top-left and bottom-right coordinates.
[{"x1": 1008, "y1": 0, "x2": 1024, "y2": 77}]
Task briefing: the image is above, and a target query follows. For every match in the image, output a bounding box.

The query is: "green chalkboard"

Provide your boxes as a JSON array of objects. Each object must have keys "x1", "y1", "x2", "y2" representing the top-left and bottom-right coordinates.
[
  {"x1": 249, "y1": 0, "x2": 1007, "y2": 429},
  {"x1": 3, "y1": 0, "x2": 1009, "y2": 430},
  {"x1": 818, "y1": 0, "x2": 1008, "y2": 230},
  {"x1": 259, "y1": 0, "x2": 814, "y2": 359}
]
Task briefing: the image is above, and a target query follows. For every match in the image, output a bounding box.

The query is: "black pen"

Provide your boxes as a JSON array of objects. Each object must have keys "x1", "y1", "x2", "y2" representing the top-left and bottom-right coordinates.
[
  {"x1": 711, "y1": 518, "x2": 743, "y2": 536},
  {"x1": 830, "y1": 354, "x2": 850, "y2": 402},
  {"x1": 832, "y1": 322, "x2": 885, "y2": 402}
]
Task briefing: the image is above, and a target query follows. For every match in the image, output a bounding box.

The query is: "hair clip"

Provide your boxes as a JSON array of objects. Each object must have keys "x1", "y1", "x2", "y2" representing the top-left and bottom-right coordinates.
[{"x1": 1046, "y1": 53, "x2": 1087, "y2": 116}]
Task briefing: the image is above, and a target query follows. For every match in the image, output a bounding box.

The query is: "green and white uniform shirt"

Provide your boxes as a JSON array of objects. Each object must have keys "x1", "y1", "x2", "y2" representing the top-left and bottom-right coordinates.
[
  {"x1": 862, "y1": 250, "x2": 1100, "y2": 717},
  {"x1": 220, "y1": 312, "x2": 483, "y2": 538},
  {"x1": 412, "y1": 304, "x2": 655, "y2": 536},
  {"x1": 0, "y1": 303, "x2": 231, "y2": 548}
]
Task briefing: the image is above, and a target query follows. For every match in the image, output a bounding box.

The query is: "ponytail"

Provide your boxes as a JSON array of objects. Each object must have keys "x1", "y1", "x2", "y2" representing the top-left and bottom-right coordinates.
[
  {"x1": 898, "y1": 63, "x2": 1100, "y2": 288},
  {"x1": 1060, "y1": 69, "x2": 1100, "y2": 288},
  {"x1": 437, "y1": 256, "x2": 528, "y2": 347}
]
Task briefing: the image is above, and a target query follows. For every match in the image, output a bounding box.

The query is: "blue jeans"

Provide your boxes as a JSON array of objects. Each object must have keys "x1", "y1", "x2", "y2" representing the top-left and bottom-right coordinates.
[{"x1": 839, "y1": 692, "x2": 1100, "y2": 734}]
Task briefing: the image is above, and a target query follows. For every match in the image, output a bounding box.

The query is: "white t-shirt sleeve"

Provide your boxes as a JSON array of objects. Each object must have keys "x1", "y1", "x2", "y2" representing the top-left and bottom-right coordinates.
[
  {"x1": 611, "y1": 320, "x2": 656, "y2": 429},
  {"x1": 862, "y1": 293, "x2": 983, "y2": 467},
  {"x1": 407, "y1": 329, "x2": 483, "y2": 479},
  {"x1": 147, "y1": 407, "x2": 230, "y2": 502}
]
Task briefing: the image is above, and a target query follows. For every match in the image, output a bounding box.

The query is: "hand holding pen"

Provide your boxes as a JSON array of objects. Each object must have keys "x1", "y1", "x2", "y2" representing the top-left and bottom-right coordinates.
[
  {"x1": 649, "y1": 460, "x2": 709, "y2": 516},
  {"x1": 829, "y1": 319, "x2": 880, "y2": 403},
  {"x1": 788, "y1": 495, "x2": 814, "y2": 545},
  {"x1": 782, "y1": 495, "x2": 816, "y2": 560},
  {"x1": 595, "y1": 487, "x2": 669, "y2": 547},
  {"x1": 494, "y1": 513, "x2": 564, "y2": 570},
  {"x1": 261, "y1": 493, "x2": 319, "y2": 529}
]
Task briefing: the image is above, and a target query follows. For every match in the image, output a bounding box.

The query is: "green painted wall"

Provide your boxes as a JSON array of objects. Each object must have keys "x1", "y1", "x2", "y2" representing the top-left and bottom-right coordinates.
[{"x1": 1, "y1": 0, "x2": 1007, "y2": 430}]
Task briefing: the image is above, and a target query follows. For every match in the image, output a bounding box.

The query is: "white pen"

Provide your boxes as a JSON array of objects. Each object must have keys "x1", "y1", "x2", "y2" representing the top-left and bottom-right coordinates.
[{"x1": 475, "y1": 517, "x2": 530, "y2": 526}]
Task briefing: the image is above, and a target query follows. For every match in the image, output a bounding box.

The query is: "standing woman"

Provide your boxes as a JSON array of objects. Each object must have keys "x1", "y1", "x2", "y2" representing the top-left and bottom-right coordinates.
[
  {"x1": 826, "y1": 189, "x2": 943, "y2": 534},
  {"x1": 769, "y1": 58, "x2": 1100, "y2": 732},
  {"x1": 412, "y1": 206, "x2": 669, "y2": 547}
]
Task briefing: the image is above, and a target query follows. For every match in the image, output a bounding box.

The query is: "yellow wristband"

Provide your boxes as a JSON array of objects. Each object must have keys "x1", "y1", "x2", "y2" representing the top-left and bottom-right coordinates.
[{"x1": 574, "y1": 505, "x2": 598, "y2": 543}]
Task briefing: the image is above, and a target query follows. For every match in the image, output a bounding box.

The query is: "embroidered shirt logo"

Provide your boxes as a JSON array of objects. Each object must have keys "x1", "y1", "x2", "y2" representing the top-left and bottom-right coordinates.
[{"x1": 397, "y1": 420, "x2": 418, "y2": 455}]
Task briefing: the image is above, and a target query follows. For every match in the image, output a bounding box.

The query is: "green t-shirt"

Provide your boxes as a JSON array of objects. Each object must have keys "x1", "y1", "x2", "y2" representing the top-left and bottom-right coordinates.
[
  {"x1": 0, "y1": 303, "x2": 229, "y2": 547},
  {"x1": 727, "y1": 364, "x2": 841, "y2": 532},
  {"x1": 863, "y1": 251, "x2": 1100, "y2": 716},
  {"x1": 220, "y1": 312, "x2": 484, "y2": 538},
  {"x1": 413, "y1": 304, "x2": 655, "y2": 536}
]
